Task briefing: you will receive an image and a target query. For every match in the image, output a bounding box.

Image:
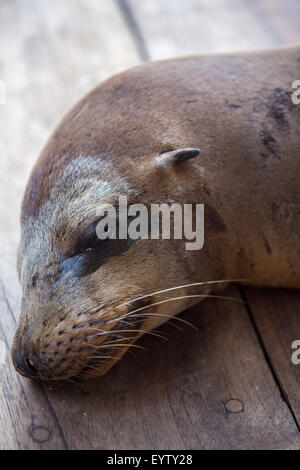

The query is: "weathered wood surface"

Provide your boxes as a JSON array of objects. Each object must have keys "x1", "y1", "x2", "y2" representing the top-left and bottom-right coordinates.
[
  {"x1": 35, "y1": 286, "x2": 300, "y2": 450},
  {"x1": 0, "y1": 0, "x2": 141, "y2": 450},
  {"x1": 243, "y1": 288, "x2": 300, "y2": 430},
  {"x1": 0, "y1": 0, "x2": 300, "y2": 449},
  {"x1": 126, "y1": 0, "x2": 300, "y2": 59}
]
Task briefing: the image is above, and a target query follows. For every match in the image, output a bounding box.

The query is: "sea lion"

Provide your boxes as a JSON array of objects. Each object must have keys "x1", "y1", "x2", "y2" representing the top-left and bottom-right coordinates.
[{"x1": 11, "y1": 45, "x2": 300, "y2": 381}]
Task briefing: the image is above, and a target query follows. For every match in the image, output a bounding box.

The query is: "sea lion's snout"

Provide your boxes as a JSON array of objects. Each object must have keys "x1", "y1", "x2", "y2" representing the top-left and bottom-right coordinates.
[
  {"x1": 11, "y1": 49, "x2": 300, "y2": 382},
  {"x1": 11, "y1": 345, "x2": 39, "y2": 378},
  {"x1": 11, "y1": 310, "x2": 36, "y2": 378},
  {"x1": 11, "y1": 281, "x2": 148, "y2": 382},
  {"x1": 11, "y1": 315, "x2": 45, "y2": 379}
]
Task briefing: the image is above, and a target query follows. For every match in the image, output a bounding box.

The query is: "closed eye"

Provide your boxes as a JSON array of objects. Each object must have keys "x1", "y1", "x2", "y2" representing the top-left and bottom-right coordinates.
[
  {"x1": 75, "y1": 218, "x2": 112, "y2": 255},
  {"x1": 62, "y1": 235, "x2": 134, "y2": 278},
  {"x1": 75, "y1": 210, "x2": 138, "y2": 256},
  {"x1": 82, "y1": 236, "x2": 116, "y2": 254},
  {"x1": 61, "y1": 213, "x2": 137, "y2": 277}
]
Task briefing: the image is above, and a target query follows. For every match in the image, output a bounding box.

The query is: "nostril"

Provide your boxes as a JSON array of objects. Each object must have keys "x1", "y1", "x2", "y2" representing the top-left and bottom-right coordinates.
[
  {"x1": 26, "y1": 357, "x2": 38, "y2": 373},
  {"x1": 12, "y1": 348, "x2": 39, "y2": 377}
]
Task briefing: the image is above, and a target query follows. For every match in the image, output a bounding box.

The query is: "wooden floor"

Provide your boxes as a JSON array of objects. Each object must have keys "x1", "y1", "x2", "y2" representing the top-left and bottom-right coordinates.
[{"x1": 0, "y1": 0, "x2": 300, "y2": 450}]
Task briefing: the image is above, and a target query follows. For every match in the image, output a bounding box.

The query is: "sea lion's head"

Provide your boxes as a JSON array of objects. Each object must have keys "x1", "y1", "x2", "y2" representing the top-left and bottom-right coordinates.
[{"x1": 11, "y1": 62, "x2": 215, "y2": 381}]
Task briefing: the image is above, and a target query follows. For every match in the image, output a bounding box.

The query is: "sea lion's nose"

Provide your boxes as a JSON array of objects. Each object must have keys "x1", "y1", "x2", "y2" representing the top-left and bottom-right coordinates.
[{"x1": 11, "y1": 349, "x2": 38, "y2": 378}]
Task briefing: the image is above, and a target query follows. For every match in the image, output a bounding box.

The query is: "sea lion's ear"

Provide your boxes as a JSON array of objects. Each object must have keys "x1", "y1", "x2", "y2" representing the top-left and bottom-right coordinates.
[{"x1": 156, "y1": 148, "x2": 200, "y2": 167}]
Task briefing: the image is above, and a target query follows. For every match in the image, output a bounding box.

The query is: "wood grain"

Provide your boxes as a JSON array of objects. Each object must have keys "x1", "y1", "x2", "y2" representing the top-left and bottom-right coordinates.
[
  {"x1": 0, "y1": 0, "x2": 141, "y2": 450},
  {"x1": 127, "y1": 0, "x2": 300, "y2": 447},
  {"x1": 243, "y1": 288, "x2": 300, "y2": 429},
  {"x1": 30, "y1": 286, "x2": 300, "y2": 450},
  {"x1": 0, "y1": 272, "x2": 67, "y2": 449},
  {"x1": 125, "y1": 0, "x2": 298, "y2": 60}
]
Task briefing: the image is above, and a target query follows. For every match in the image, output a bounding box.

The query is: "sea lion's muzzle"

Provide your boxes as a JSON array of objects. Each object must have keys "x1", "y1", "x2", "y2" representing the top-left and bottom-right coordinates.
[
  {"x1": 11, "y1": 308, "x2": 39, "y2": 378},
  {"x1": 11, "y1": 293, "x2": 146, "y2": 382},
  {"x1": 11, "y1": 316, "x2": 45, "y2": 379},
  {"x1": 13, "y1": 48, "x2": 300, "y2": 382},
  {"x1": 11, "y1": 346, "x2": 39, "y2": 378}
]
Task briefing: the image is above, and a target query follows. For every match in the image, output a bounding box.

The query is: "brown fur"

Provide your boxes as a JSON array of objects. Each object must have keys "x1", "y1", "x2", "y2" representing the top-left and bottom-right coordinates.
[{"x1": 12, "y1": 46, "x2": 300, "y2": 381}]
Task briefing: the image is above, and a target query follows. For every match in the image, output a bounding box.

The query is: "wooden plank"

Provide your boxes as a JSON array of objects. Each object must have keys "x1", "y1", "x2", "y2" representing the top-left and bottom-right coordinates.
[
  {"x1": 0, "y1": 0, "x2": 141, "y2": 450},
  {"x1": 238, "y1": 0, "x2": 300, "y2": 434},
  {"x1": 1, "y1": 0, "x2": 299, "y2": 450},
  {"x1": 242, "y1": 288, "x2": 300, "y2": 429},
  {"x1": 42, "y1": 286, "x2": 300, "y2": 449},
  {"x1": 0, "y1": 267, "x2": 67, "y2": 449},
  {"x1": 125, "y1": 0, "x2": 298, "y2": 60},
  {"x1": 251, "y1": 0, "x2": 300, "y2": 43},
  {"x1": 0, "y1": 0, "x2": 141, "y2": 256},
  {"x1": 127, "y1": 0, "x2": 300, "y2": 448}
]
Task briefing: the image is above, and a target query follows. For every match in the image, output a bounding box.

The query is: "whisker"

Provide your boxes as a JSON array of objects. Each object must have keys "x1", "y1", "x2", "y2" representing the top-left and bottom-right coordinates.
[
  {"x1": 75, "y1": 278, "x2": 247, "y2": 318},
  {"x1": 100, "y1": 293, "x2": 242, "y2": 329},
  {"x1": 76, "y1": 294, "x2": 130, "y2": 318},
  {"x1": 87, "y1": 355, "x2": 116, "y2": 360},
  {"x1": 81, "y1": 341, "x2": 149, "y2": 351},
  {"x1": 122, "y1": 314, "x2": 184, "y2": 332},
  {"x1": 127, "y1": 312, "x2": 198, "y2": 330},
  {"x1": 86, "y1": 335, "x2": 137, "y2": 347},
  {"x1": 114, "y1": 279, "x2": 246, "y2": 311},
  {"x1": 85, "y1": 364, "x2": 108, "y2": 372},
  {"x1": 81, "y1": 328, "x2": 168, "y2": 342},
  {"x1": 122, "y1": 293, "x2": 241, "y2": 319},
  {"x1": 60, "y1": 282, "x2": 246, "y2": 380},
  {"x1": 81, "y1": 367, "x2": 105, "y2": 376}
]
